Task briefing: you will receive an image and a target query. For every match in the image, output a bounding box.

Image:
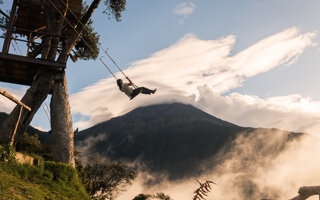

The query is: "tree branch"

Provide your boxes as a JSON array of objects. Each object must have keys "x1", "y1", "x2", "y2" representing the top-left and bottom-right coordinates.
[{"x1": 58, "y1": 0, "x2": 102, "y2": 63}]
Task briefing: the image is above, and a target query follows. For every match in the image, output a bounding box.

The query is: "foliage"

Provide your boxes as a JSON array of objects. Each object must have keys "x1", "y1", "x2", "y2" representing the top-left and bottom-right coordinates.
[
  {"x1": 0, "y1": 9, "x2": 8, "y2": 35},
  {"x1": 44, "y1": 161, "x2": 80, "y2": 186},
  {"x1": 103, "y1": 0, "x2": 126, "y2": 21},
  {"x1": 132, "y1": 193, "x2": 173, "y2": 200},
  {"x1": 193, "y1": 180, "x2": 216, "y2": 200},
  {"x1": 0, "y1": 144, "x2": 16, "y2": 162},
  {"x1": 77, "y1": 154, "x2": 135, "y2": 200},
  {"x1": 154, "y1": 193, "x2": 173, "y2": 200},
  {"x1": 16, "y1": 133, "x2": 52, "y2": 160},
  {"x1": 132, "y1": 193, "x2": 152, "y2": 200},
  {"x1": 74, "y1": 0, "x2": 127, "y2": 60},
  {"x1": 0, "y1": 157, "x2": 90, "y2": 200},
  {"x1": 0, "y1": 16, "x2": 7, "y2": 35},
  {"x1": 73, "y1": 4, "x2": 100, "y2": 61}
]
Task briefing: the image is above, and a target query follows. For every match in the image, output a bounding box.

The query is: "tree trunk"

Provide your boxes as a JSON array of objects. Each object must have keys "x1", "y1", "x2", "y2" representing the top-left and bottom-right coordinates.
[
  {"x1": 50, "y1": 72, "x2": 75, "y2": 167},
  {"x1": 48, "y1": 0, "x2": 101, "y2": 167},
  {"x1": 0, "y1": 70, "x2": 55, "y2": 145},
  {"x1": 291, "y1": 186, "x2": 320, "y2": 200}
]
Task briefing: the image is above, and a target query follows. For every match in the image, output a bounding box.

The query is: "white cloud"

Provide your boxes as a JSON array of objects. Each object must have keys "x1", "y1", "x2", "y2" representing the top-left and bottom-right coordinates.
[
  {"x1": 76, "y1": 134, "x2": 107, "y2": 163},
  {"x1": 173, "y1": 2, "x2": 196, "y2": 24},
  {"x1": 173, "y1": 2, "x2": 196, "y2": 16},
  {"x1": 70, "y1": 27, "x2": 317, "y2": 134},
  {"x1": 33, "y1": 125, "x2": 48, "y2": 132},
  {"x1": 195, "y1": 85, "x2": 320, "y2": 135}
]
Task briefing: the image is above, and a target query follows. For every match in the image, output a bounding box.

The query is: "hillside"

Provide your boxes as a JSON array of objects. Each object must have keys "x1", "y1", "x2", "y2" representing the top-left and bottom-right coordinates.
[
  {"x1": 0, "y1": 157, "x2": 89, "y2": 200},
  {"x1": 75, "y1": 103, "x2": 303, "y2": 180}
]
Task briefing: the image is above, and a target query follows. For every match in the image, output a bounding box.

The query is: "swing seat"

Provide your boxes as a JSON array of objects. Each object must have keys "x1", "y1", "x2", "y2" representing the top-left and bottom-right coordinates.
[{"x1": 130, "y1": 89, "x2": 141, "y2": 100}]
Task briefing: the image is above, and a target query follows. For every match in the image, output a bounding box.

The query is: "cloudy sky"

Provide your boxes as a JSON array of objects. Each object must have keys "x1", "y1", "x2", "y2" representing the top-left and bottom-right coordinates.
[{"x1": 1, "y1": 0, "x2": 320, "y2": 136}]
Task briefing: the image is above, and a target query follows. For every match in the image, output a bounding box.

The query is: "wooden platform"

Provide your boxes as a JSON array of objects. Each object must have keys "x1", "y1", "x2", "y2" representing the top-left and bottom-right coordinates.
[{"x1": 0, "y1": 53, "x2": 65, "y2": 86}]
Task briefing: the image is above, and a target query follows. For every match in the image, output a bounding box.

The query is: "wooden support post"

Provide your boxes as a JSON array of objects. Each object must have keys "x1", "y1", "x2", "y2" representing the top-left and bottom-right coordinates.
[
  {"x1": 27, "y1": 26, "x2": 46, "y2": 56},
  {"x1": 0, "y1": 89, "x2": 31, "y2": 111},
  {"x1": 0, "y1": 88, "x2": 32, "y2": 146},
  {"x1": 10, "y1": 105, "x2": 23, "y2": 146},
  {"x1": 2, "y1": 0, "x2": 17, "y2": 53}
]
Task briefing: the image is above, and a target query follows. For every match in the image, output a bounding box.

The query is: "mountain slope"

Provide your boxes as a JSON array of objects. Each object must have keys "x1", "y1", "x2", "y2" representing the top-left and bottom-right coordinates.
[{"x1": 75, "y1": 103, "x2": 303, "y2": 180}]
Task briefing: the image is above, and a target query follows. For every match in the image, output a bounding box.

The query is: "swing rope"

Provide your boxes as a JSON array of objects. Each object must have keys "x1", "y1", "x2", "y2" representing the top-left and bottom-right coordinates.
[
  {"x1": 57, "y1": 0, "x2": 136, "y2": 86},
  {"x1": 100, "y1": 57, "x2": 118, "y2": 81},
  {"x1": 103, "y1": 48, "x2": 138, "y2": 88},
  {"x1": 42, "y1": 101, "x2": 51, "y2": 122},
  {"x1": 47, "y1": 0, "x2": 117, "y2": 80},
  {"x1": 49, "y1": 0, "x2": 134, "y2": 85}
]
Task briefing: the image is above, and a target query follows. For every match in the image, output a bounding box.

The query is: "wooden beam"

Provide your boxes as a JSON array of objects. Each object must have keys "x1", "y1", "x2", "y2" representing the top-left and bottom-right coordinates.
[
  {"x1": 0, "y1": 35, "x2": 41, "y2": 44},
  {"x1": 0, "y1": 53, "x2": 66, "y2": 69},
  {"x1": 2, "y1": 0, "x2": 18, "y2": 53},
  {"x1": 0, "y1": 9, "x2": 9, "y2": 19},
  {"x1": 0, "y1": 88, "x2": 31, "y2": 111}
]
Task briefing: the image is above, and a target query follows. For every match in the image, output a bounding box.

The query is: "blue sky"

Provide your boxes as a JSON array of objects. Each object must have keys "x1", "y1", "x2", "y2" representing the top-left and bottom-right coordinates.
[
  {"x1": 68, "y1": 0, "x2": 320, "y2": 98},
  {"x1": 1, "y1": 0, "x2": 320, "y2": 134}
]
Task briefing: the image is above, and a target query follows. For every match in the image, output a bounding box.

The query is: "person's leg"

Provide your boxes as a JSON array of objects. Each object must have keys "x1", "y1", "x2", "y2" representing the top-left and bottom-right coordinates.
[
  {"x1": 140, "y1": 87, "x2": 156, "y2": 94},
  {"x1": 130, "y1": 88, "x2": 143, "y2": 99},
  {"x1": 130, "y1": 87, "x2": 157, "y2": 100}
]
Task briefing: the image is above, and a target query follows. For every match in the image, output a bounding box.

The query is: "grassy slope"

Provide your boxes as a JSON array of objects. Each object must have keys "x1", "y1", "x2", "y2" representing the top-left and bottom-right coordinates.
[{"x1": 0, "y1": 160, "x2": 90, "y2": 200}]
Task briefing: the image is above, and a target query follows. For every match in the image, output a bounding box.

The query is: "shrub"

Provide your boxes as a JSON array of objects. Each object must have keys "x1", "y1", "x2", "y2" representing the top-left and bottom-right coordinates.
[
  {"x1": 132, "y1": 192, "x2": 173, "y2": 200},
  {"x1": 77, "y1": 154, "x2": 135, "y2": 200},
  {"x1": 0, "y1": 145, "x2": 16, "y2": 162},
  {"x1": 44, "y1": 161, "x2": 78, "y2": 184},
  {"x1": 16, "y1": 133, "x2": 52, "y2": 160}
]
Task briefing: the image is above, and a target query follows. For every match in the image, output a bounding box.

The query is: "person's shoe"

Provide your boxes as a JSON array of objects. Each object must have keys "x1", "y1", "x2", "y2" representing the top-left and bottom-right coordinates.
[{"x1": 152, "y1": 88, "x2": 157, "y2": 94}]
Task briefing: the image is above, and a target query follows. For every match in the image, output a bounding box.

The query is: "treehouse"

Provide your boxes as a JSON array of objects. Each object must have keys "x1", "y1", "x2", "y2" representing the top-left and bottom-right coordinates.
[{"x1": 0, "y1": 0, "x2": 82, "y2": 86}]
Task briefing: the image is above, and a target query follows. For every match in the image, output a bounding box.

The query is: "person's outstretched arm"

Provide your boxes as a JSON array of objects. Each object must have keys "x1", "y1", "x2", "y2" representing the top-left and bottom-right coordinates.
[{"x1": 126, "y1": 77, "x2": 133, "y2": 86}]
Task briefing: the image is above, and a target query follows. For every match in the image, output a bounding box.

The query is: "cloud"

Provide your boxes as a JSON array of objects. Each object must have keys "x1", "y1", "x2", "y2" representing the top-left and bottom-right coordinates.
[
  {"x1": 173, "y1": 2, "x2": 196, "y2": 15},
  {"x1": 70, "y1": 27, "x2": 316, "y2": 133},
  {"x1": 195, "y1": 85, "x2": 320, "y2": 135},
  {"x1": 173, "y1": 2, "x2": 196, "y2": 24},
  {"x1": 76, "y1": 133, "x2": 107, "y2": 163},
  {"x1": 32, "y1": 125, "x2": 48, "y2": 132}
]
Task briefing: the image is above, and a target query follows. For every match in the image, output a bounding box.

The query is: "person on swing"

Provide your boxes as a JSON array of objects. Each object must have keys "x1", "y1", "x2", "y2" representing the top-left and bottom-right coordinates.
[{"x1": 117, "y1": 78, "x2": 156, "y2": 100}]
